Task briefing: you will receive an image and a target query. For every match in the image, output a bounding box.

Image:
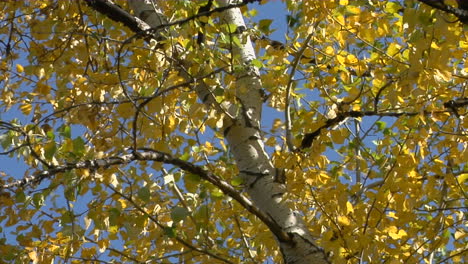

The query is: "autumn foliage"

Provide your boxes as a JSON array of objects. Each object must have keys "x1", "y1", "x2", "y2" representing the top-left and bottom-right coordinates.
[{"x1": 0, "y1": 0, "x2": 466, "y2": 263}]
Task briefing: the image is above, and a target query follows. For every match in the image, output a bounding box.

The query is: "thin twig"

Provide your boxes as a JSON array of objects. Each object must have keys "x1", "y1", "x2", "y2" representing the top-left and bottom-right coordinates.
[{"x1": 285, "y1": 31, "x2": 315, "y2": 151}]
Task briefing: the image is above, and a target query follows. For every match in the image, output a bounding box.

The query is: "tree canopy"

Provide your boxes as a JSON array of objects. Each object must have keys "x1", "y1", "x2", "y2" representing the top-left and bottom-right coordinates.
[{"x1": 0, "y1": 0, "x2": 467, "y2": 263}]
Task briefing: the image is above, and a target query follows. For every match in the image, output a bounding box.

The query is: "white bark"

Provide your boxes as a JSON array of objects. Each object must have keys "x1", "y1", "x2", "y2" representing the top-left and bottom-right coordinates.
[{"x1": 128, "y1": 0, "x2": 328, "y2": 263}]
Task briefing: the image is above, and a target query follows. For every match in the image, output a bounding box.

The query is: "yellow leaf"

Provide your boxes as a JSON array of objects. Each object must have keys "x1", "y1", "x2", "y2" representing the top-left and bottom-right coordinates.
[
  {"x1": 219, "y1": 139, "x2": 227, "y2": 151},
  {"x1": 345, "y1": 54, "x2": 358, "y2": 65},
  {"x1": 16, "y1": 64, "x2": 24, "y2": 73},
  {"x1": 84, "y1": 216, "x2": 92, "y2": 230},
  {"x1": 346, "y1": 201, "x2": 354, "y2": 214},
  {"x1": 205, "y1": 141, "x2": 213, "y2": 152},
  {"x1": 346, "y1": 5, "x2": 360, "y2": 15},
  {"x1": 360, "y1": 28, "x2": 375, "y2": 42},
  {"x1": 80, "y1": 169, "x2": 90, "y2": 178},
  {"x1": 265, "y1": 136, "x2": 276, "y2": 146},
  {"x1": 431, "y1": 41, "x2": 441, "y2": 50},
  {"x1": 116, "y1": 103, "x2": 134, "y2": 119},
  {"x1": 76, "y1": 76, "x2": 87, "y2": 84},
  {"x1": 339, "y1": 0, "x2": 348, "y2": 5},
  {"x1": 119, "y1": 198, "x2": 128, "y2": 209},
  {"x1": 27, "y1": 249, "x2": 37, "y2": 262},
  {"x1": 167, "y1": 115, "x2": 177, "y2": 131},
  {"x1": 330, "y1": 129, "x2": 345, "y2": 144},
  {"x1": 387, "y1": 226, "x2": 407, "y2": 239},
  {"x1": 337, "y1": 215, "x2": 351, "y2": 226},
  {"x1": 385, "y1": 2, "x2": 401, "y2": 13},
  {"x1": 387, "y1": 211, "x2": 398, "y2": 219},
  {"x1": 434, "y1": 69, "x2": 452, "y2": 82},
  {"x1": 458, "y1": 173, "x2": 468, "y2": 187},
  {"x1": 454, "y1": 230, "x2": 465, "y2": 240},
  {"x1": 109, "y1": 173, "x2": 119, "y2": 187},
  {"x1": 459, "y1": 40, "x2": 468, "y2": 49},
  {"x1": 305, "y1": 178, "x2": 315, "y2": 185},
  {"x1": 166, "y1": 71, "x2": 184, "y2": 86},
  {"x1": 325, "y1": 46, "x2": 334, "y2": 55},
  {"x1": 387, "y1": 43, "x2": 401, "y2": 56},
  {"x1": 318, "y1": 171, "x2": 330, "y2": 183},
  {"x1": 272, "y1": 118, "x2": 282, "y2": 131},
  {"x1": 81, "y1": 247, "x2": 96, "y2": 258},
  {"x1": 38, "y1": 68, "x2": 45, "y2": 79},
  {"x1": 338, "y1": 247, "x2": 348, "y2": 257},
  {"x1": 337, "y1": 54, "x2": 346, "y2": 65},
  {"x1": 408, "y1": 170, "x2": 421, "y2": 179},
  {"x1": 337, "y1": 30, "x2": 347, "y2": 46},
  {"x1": 20, "y1": 103, "x2": 32, "y2": 115},
  {"x1": 98, "y1": 239, "x2": 109, "y2": 253},
  {"x1": 36, "y1": 82, "x2": 51, "y2": 95}
]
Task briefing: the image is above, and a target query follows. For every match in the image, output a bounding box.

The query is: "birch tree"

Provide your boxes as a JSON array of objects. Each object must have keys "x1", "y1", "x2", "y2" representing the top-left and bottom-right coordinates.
[{"x1": 0, "y1": 0, "x2": 466, "y2": 263}]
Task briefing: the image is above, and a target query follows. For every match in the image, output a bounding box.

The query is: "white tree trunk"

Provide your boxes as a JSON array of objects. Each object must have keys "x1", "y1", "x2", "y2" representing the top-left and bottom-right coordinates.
[{"x1": 128, "y1": 0, "x2": 328, "y2": 263}]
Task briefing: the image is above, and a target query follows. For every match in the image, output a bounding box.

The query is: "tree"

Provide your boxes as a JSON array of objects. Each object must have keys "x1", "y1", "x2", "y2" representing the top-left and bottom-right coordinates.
[{"x1": 0, "y1": 0, "x2": 466, "y2": 263}]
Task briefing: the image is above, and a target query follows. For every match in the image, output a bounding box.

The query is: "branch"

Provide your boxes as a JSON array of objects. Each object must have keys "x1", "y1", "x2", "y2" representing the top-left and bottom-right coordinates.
[
  {"x1": 107, "y1": 184, "x2": 234, "y2": 264},
  {"x1": 299, "y1": 97, "x2": 467, "y2": 150},
  {"x1": 85, "y1": 0, "x2": 260, "y2": 40},
  {"x1": 444, "y1": 97, "x2": 468, "y2": 118},
  {"x1": 417, "y1": 0, "x2": 468, "y2": 24},
  {"x1": 285, "y1": 32, "x2": 314, "y2": 152},
  {"x1": 84, "y1": 0, "x2": 145, "y2": 34},
  {"x1": 1, "y1": 148, "x2": 292, "y2": 243}
]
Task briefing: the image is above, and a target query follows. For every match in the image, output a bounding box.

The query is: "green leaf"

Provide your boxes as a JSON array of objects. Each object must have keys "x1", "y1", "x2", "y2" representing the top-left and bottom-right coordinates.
[
  {"x1": 58, "y1": 125, "x2": 71, "y2": 138},
  {"x1": 15, "y1": 191, "x2": 26, "y2": 203},
  {"x1": 0, "y1": 131, "x2": 13, "y2": 149},
  {"x1": 180, "y1": 152, "x2": 190, "y2": 161},
  {"x1": 232, "y1": 36, "x2": 241, "y2": 47},
  {"x1": 258, "y1": 19, "x2": 273, "y2": 33},
  {"x1": 184, "y1": 173, "x2": 201, "y2": 193},
  {"x1": 137, "y1": 186, "x2": 151, "y2": 202},
  {"x1": 385, "y1": 2, "x2": 401, "y2": 13},
  {"x1": 199, "y1": 190, "x2": 207, "y2": 199},
  {"x1": 194, "y1": 205, "x2": 208, "y2": 222},
  {"x1": 251, "y1": 59, "x2": 264, "y2": 69},
  {"x1": 44, "y1": 141, "x2": 57, "y2": 160},
  {"x1": 376, "y1": 121, "x2": 386, "y2": 130},
  {"x1": 109, "y1": 208, "x2": 121, "y2": 226},
  {"x1": 286, "y1": 14, "x2": 299, "y2": 29},
  {"x1": 32, "y1": 193, "x2": 44, "y2": 208},
  {"x1": 46, "y1": 130, "x2": 55, "y2": 140},
  {"x1": 383, "y1": 128, "x2": 391, "y2": 136},
  {"x1": 171, "y1": 206, "x2": 189, "y2": 223},
  {"x1": 140, "y1": 85, "x2": 155, "y2": 97},
  {"x1": 61, "y1": 211, "x2": 74, "y2": 224},
  {"x1": 226, "y1": 23, "x2": 238, "y2": 33},
  {"x1": 231, "y1": 176, "x2": 244, "y2": 186},
  {"x1": 72, "y1": 136, "x2": 85, "y2": 157},
  {"x1": 64, "y1": 187, "x2": 76, "y2": 202},
  {"x1": 211, "y1": 189, "x2": 224, "y2": 199},
  {"x1": 164, "y1": 226, "x2": 176, "y2": 238}
]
